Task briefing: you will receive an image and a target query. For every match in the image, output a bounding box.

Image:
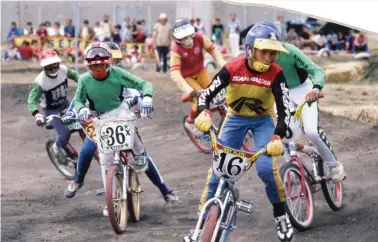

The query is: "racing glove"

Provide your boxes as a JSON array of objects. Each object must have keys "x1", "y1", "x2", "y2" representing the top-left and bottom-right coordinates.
[
  {"x1": 34, "y1": 112, "x2": 45, "y2": 127},
  {"x1": 194, "y1": 110, "x2": 212, "y2": 132},
  {"x1": 305, "y1": 88, "x2": 320, "y2": 105},
  {"x1": 266, "y1": 135, "x2": 284, "y2": 157},
  {"x1": 141, "y1": 96, "x2": 153, "y2": 118},
  {"x1": 78, "y1": 107, "x2": 91, "y2": 122}
]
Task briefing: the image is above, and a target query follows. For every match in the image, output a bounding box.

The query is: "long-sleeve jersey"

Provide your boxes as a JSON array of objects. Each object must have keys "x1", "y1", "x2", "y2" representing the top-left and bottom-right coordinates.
[
  {"x1": 74, "y1": 66, "x2": 153, "y2": 113},
  {"x1": 170, "y1": 32, "x2": 227, "y2": 94},
  {"x1": 198, "y1": 55, "x2": 290, "y2": 138},
  {"x1": 276, "y1": 43, "x2": 325, "y2": 90},
  {"x1": 27, "y1": 65, "x2": 80, "y2": 116}
]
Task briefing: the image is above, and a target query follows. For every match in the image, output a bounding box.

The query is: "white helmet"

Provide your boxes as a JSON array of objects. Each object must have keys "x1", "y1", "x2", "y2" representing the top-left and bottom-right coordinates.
[{"x1": 172, "y1": 18, "x2": 195, "y2": 46}]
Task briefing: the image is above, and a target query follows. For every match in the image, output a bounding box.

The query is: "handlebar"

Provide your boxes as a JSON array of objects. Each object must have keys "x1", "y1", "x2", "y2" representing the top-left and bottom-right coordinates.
[{"x1": 293, "y1": 92, "x2": 324, "y2": 121}]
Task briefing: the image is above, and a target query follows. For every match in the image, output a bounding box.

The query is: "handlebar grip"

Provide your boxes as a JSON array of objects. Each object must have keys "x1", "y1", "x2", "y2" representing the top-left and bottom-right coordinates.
[{"x1": 318, "y1": 92, "x2": 324, "y2": 98}]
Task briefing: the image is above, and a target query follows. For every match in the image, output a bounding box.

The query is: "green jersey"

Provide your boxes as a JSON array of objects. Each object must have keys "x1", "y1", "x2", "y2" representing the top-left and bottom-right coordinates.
[
  {"x1": 276, "y1": 43, "x2": 325, "y2": 90},
  {"x1": 74, "y1": 66, "x2": 153, "y2": 113}
]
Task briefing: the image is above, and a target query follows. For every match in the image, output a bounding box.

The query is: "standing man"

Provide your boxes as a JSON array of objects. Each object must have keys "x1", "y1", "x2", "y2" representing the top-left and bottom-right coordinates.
[
  {"x1": 227, "y1": 12, "x2": 241, "y2": 57},
  {"x1": 153, "y1": 13, "x2": 171, "y2": 75}
]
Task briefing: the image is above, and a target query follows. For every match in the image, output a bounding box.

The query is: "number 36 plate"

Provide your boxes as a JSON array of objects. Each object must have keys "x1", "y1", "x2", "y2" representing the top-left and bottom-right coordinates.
[{"x1": 94, "y1": 119, "x2": 135, "y2": 153}]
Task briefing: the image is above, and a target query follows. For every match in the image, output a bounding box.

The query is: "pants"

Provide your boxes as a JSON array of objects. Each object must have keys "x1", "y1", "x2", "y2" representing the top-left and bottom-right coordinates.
[
  {"x1": 156, "y1": 46, "x2": 170, "y2": 73},
  {"x1": 75, "y1": 133, "x2": 170, "y2": 197},
  {"x1": 185, "y1": 69, "x2": 212, "y2": 120},
  {"x1": 42, "y1": 99, "x2": 71, "y2": 148},
  {"x1": 288, "y1": 78, "x2": 337, "y2": 166},
  {"x1": 229, "y1": 33, "x2": 240, "y2": 57},
  {"x1": 199, "y1": 114, "x2": 286, "y2": 210}
]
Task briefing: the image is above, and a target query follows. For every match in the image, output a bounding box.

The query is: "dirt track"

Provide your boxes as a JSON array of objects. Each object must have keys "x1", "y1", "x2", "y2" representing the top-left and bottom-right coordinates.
[{"x1": 1, "y1": 71, "x2": 378, "y2": 242}]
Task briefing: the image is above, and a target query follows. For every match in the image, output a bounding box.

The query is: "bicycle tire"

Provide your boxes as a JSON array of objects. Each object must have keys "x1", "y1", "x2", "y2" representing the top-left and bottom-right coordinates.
[
  {"x1": 317, "y1": 158, "x2": 344, "y2": 211},
  {"x1": 200, "y1": 205, "x2": 221, "y2": 242},
  {"x1": 183, "y1": 115, "x2": 211, "y2": 154},
  {"x1": 127, "y1": 168, "x2": 141, "y2": 223},
  {"x1": 106, "y1": 165, "x2": 128, "y2": 234},
  {"x1": 280, "y1": 162, "x2": 315, "y2": 231},
  {"x1": 45, "y1": 138, "x2": 77, "y2": 180}
]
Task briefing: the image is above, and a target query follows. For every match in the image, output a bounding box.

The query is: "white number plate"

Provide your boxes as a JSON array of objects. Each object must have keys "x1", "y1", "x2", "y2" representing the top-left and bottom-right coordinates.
[{"x1": 94, "y1": 119, "x2": 135, "y2": 153}]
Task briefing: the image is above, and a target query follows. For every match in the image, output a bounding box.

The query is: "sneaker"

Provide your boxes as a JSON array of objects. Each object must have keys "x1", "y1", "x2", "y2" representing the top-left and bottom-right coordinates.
[
  {"x1": 103, "y1": 205, "x2": 108, "y2": 217},
  {"x1": 64, "y1": 180, "x2": 83, "y2": 198},
  {"x1": 329, "y1": 161, "x2": 347, "y2": 183},
  {"x1": 163, "y1": 190, "x2": 180, "y2": 204},
  {"x1": 134, "y1": 154, "x2": 148, "y2": 173},
  {"x1": 275, "y1": 213, "x2": 294, "y2": 242},
  {"x1": 182, "y1": 230, "x2": 195, "y2": 242}
]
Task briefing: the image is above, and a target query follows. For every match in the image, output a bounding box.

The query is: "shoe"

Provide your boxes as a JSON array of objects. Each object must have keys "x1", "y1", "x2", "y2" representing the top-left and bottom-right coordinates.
[
  {"x1": 134, "y1": 154, "x2": 148, "y2": 173},
  {"x1": 103, "y1": 205, "x2": 108, "y2": 217},
  {"x1": 275, "y1": 213, "x2": 294, "y2": 242},
  {"x1": 329, "y1": 161, "x2": 347, "y2": 183},
  {"x1": 164, "y1": 190, "x2": 180, "y2": 204},
  {"x1": 64, "y1": 180, "x2": 83, "y2": 198},
  {"x1": 182, "y1": 230, "x2": 195, "y2": 242}
]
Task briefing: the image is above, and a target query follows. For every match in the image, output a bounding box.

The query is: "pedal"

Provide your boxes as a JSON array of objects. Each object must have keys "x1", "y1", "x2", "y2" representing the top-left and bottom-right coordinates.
[
  {"x1": 96, "y1": 188, "x2": 105, "y2": 196},
  {"x1": 236, "y1": 200, "x2": 255, "y2": 214}
]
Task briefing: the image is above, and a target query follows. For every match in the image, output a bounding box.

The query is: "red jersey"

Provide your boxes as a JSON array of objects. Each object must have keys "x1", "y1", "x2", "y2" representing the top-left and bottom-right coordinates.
[{"x1": 170, "y1": 32, "x2": 215, "y2": 77}]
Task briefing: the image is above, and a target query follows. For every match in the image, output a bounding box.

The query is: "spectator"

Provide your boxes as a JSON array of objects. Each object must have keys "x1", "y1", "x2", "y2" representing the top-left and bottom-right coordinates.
[
  {"x1": 326, "y1": 30, "x2": 338, "y2": 51},
  {"x1": 100, "y1": 15, "x2": 112, "y2": 42},
  {"x1": 36, "y1": 23, "x2": 48, "y2": 45},
  {"x1": 139, "y1": 20, "x2": 148, "y2": 39},
  {"x1": 65, "y1": 40, "x2": 83, "y2": 62},
  {"x1": 18, "y1": 40, "x2": 33, "y2": 61},
  {"x1": 130, "y1": 18, "x2": 138, "y2": 41},
  {"x1": 153, "y1": 13, "x2": 171, "y2": 75},
  {"x1": 286, "y1": 28, "x2": 300, "y2": 47},
  {"x1": 212, "y1": 18, "x2": 224, "y2": 46},
  {"x1": 346, "y1": 30, "x2": 356, "y2": 52},
  {"x1": 337, "y1": 32, "x2": 346, "y2": 50},
  {"x1": 31, "y1": 40, "x2": 42, "y2": 60},
  {"x1": 121, "y1": 24, "x2": 133, "y2": 42},
  {"x1": 313, "y1": 30, "x2": 327, "y2": 50},
  {"x1": 189, "y1": 19, "x2": 198, "y2": 32},
  {"x1": 145, "y1": 33, "x2": 155, "y2": 57},
  {"x1": 45, "y1": 21, "x2": 55, "y2": 36},
  {"x1": 228, "y1": 12, "x2": 241, "y2": 57},
  {"x1": 112, "y1": 24, "x2": 122, "y2": 45},
  {"x1": 80, "y1": 19, "x2": 94, "y2": 41},
  {"x1": 50, "y1": 22, "x2": 63, "y2": 36},
  {"x1": 121, "y1": 17, "x2": 131, "y2": 31},
  {"x1": 194, "y1": 18, "x2": 205, "y2": 34},
  {"x1": 64, "y1": 19, "x2": 75, "y2": 37},
  {"x1": 7, "y1": 22, "x2": 21, "y2": 45},
  {"x1": 93, "y1": 22, "x2": 104, "y2": 41},
  {"x1": 134, "y1": 25, "x2": 144, "y2": 43},
  {"x1": 23, "y1": 22, "x2": 35, "y2": 36},
  {"x1": 2, "y1": 43, "x2": 20, "y2": 62},
  {"x1": 299, "y1": 25, "x2": 316, "y2": 50},
  {"x1": 353, "y1": 33, "x2": 369, "y2": 53},
  {"x1": 275, "y1": 16, "x2": 286, "y2": 40}
]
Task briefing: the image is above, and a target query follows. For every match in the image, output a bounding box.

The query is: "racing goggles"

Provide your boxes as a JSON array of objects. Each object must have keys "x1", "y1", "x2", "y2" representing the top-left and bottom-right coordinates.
[{"x1": 85, "y1": 47, "x2": 111, "y2": 60}]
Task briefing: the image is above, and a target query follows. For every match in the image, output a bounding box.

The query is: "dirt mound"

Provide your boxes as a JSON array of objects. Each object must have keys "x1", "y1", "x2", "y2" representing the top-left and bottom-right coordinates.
[{"x1": 324, "y1": 61, "x2": 369, "y2": 83}]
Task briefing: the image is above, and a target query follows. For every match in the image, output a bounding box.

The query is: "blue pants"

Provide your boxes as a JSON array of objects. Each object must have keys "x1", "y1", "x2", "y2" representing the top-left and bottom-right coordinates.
[
  {"x1": 202, "y1": 115, "x2": 286, "y2": 206},
  {"x1": 42, "y1": 99, "x2": 71, "y2": 148},
  {"x1": 75, "y1": 137, "x2": 170, "y2": 197}
]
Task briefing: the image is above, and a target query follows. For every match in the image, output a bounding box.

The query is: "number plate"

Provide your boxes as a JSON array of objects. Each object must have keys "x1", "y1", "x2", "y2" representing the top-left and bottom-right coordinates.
[
  {"x1": 94, "y1": 118, "x2": 135, "y2": 153},
  {"x1": 212, "y1": 144, "x2": 250, "y2": 181}
]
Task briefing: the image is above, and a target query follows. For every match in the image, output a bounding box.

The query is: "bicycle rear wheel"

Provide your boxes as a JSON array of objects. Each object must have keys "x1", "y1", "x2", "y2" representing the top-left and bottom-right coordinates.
[
  {"x1": 46, "y1": 138, "x2": 77, "y2": 180},
  {"x1": 106, "y1": 165, "x2": 128, "y2": 234},
  {"x1": 183, "y1": 115, "x2": 212, "y2": 154},
  {"x1": 318, "y1": 159, "x2": 343, "y2": 211},
  {"x1": 280, "y1": 162, "x2": 315, "y2": 231}
]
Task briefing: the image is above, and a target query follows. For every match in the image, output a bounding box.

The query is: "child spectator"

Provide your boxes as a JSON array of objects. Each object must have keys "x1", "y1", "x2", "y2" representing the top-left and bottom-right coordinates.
[
  {"x1": 31, "y1": 40, "x2": 42, "y2": 60},
  {"x1": 353, "y1": 33, "x2": 369, "y2": 53},
  {"x1": 18, "y1": 41, "x2": 33, "y2": 61}
]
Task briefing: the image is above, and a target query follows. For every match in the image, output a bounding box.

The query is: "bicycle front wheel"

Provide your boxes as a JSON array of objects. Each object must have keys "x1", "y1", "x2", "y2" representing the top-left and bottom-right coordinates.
[
  {"x1": 280, "y1": 162, "x2": 315, "y2": 231},
  {"x1": 106, "y1": 165, "x2": 128, "y2": 234},
  {"x1": 127, "y1": 168, "x2": 141, "y2": 222},
  {"x1": 200, "y1": 205, "x2": 221, "y2": 242}
]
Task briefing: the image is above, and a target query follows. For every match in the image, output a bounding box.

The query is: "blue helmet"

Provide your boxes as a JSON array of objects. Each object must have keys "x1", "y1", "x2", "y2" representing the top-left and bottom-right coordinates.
[
  {"x1": 245, "y1": 25, "x2": 288, "y2": 72},
  {"x1": 253, "y1": 20, "x2": 279, "y2": 33}
]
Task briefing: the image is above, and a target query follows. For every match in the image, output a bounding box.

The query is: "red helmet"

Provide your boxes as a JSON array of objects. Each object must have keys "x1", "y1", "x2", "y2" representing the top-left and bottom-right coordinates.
[{"x1": 84, "y1": 42, "x2": 112, "y2": 80}]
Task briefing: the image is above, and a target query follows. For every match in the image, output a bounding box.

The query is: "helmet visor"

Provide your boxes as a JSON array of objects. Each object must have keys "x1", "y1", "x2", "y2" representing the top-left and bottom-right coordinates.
[
  {"x1": 254, "y1": 38, "x2": 289, "y2": 54},
  {"x1": 85, "y1": 47, "x2": 111, "y2": 60}
]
